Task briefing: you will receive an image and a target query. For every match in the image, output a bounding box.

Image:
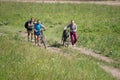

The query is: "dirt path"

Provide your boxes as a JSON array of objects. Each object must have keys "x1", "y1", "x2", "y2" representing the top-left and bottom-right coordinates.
[
  {"x1": 74, "y1": 47, "x2": 114, "y2": 63},
  {"x1": 1, "y1": 0, "x2": 120, "y2": 6},
  {"x1": 47, "y1": 45, "x2": 120, "y2": 80},
  {"x1": 19, "y1": 31, "x2": 120, "y2": 80},
  {"x1": 100, "y1": 65, "x2": 120, "y2": 80},
  {"x1": 35, "y1": 1, "x2": 120, "y2": 6},
  {"x1": 19, "y1": 30, "x2": 115, "y2": 63},
  {"x1": 48, "y1": 46, "x2": 120, "y2": 80},
  {"x1": 73, "y1": 47, "x2": 120, "y2": 80},
  {"x1": 19, "y1": 31, "x2": 114, "y2": 63}
]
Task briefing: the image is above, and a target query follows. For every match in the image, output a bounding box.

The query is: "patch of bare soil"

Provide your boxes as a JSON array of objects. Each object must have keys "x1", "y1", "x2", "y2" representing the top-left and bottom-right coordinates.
[
  {"x1": 0, "y1": 33, "x2": 2, "y2": 36},
  {"x1": 1, "y1": 0, "x2": 120, "y2": 6},
  {"x1": 100, "y1": 65, "x2": 120, "y2": 80},
  {"x1": 18, "y1": 30, "x2": 27, "y2": 40},
  {"x1": 47, "y1": 46, "x2": 61, "y2": 53},
  {"x1": 0, "y1": 33, "x2": 5, "y2": 36},
  {"x1": 74, "y1": 47, "x2": 114, "y2": 63},
  {"x1": 38, "y1": 1, "x2": 120, "y2": 6}
]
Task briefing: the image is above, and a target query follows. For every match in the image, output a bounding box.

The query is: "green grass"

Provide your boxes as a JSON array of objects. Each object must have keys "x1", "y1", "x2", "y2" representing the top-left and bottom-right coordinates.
[
  {"x1": 0, "y1": 1, "x2": 120, "y2": 62},
  {"x1": 0, "y1": 1, "x2": 120, "y2": 79},
  {"x1": 0, "y1": 26, "x2": 116, "y2": 80}
]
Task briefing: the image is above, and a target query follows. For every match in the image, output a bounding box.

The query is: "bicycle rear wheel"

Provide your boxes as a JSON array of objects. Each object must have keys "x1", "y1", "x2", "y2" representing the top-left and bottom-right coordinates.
[{"x1": 41, "y1": 35, "x2": 47, "y2": 48}]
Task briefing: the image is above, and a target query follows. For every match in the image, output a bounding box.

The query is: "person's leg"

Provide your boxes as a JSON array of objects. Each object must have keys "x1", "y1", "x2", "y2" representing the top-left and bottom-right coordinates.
[
  {"x1": 70, "y1": 32, "x2": 74, "y2": 46},
  {"x1": 27, "y1": 30, "x2": 30, "y2": 41},
  {"x1": 34, "y1": 35, "x2": 37, "y2": 46},
  {"x1": 73, "y1": 32, "x2": 77, "y2": 46},
  {"x1": 31, "y1": 30, "x2": 34, "y2": 41},
  {"x1": 37, "y1": 35, "x2": 40, "y2": 45},
  {"x1": 73, "y1": 32, "x2": 77, "y2": 45}
]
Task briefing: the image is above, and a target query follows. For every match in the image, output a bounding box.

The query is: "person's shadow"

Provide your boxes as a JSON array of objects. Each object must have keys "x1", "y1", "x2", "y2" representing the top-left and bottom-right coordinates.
[{"x1": 48, "y1": 41, "x2": 63, "y2": 48}]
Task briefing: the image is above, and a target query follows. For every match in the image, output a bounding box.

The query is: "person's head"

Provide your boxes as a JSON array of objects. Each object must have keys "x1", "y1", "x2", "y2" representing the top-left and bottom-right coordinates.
[
  {"x1": 71, "y1": 20, "x2": 75, "y2": 25},
  {"x1": 31, "y1": 17, "x2": 34, "y2": 22},
  {"x1": 37, "y1": 19, "x2": 41, "y2": 24}
]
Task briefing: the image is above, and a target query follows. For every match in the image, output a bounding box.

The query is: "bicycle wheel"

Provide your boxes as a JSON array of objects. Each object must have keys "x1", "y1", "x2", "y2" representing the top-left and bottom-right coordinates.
[{"x1": 41, "y1": 35, "x2": 47, "y2": 48}]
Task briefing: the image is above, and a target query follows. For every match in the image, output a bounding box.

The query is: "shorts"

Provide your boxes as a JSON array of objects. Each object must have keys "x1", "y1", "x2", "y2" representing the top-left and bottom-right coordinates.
[
  {"x1": 27, "y1": 29, "x2": 34, "y2": 34},
  {"x1": 34, "y1": 31, "x2": 41, "y2": 36},
  {"x1": 27, "y1": 26, "x2": 34, "y2": 31}
]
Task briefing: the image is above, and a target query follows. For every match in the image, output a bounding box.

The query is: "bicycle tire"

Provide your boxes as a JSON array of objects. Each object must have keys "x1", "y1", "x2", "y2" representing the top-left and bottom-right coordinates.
[{"x1": 41, "y1": 35, "x2": 47, "y2": 48}]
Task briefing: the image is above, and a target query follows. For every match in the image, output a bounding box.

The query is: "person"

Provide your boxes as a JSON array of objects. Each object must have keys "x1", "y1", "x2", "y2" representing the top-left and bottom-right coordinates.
[
  {"x1": 25, "y1": 17, "x2": 35, "y2": 42},
  {"x1": 34, "y1": 19, "x2": 46, "y2": 46},
  {"x1": 64, "y1": 20, "x2": 77, "y2": 47}
]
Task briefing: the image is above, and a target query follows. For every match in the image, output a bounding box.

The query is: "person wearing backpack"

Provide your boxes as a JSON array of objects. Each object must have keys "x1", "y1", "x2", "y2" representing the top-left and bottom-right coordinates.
[
  {"x1": 25, "y1": 17, "x2": 35, "y2": 42},
  {"x1": 64, "y1": 20, "x2": 77, "y2": 47}
]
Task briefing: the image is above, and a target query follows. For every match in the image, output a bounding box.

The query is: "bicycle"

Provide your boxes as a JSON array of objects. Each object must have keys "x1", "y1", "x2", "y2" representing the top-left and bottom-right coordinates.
[
  {"x1": 61, "y1": 29, "x2": 70, "y2": 47},
  {"x1": 38, "y1": 30, "x2": 47, "y2": 48}
]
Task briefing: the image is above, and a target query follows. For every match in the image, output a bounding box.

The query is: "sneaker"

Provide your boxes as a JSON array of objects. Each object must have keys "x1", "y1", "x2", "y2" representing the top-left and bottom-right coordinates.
[
  {"x1": 74, "y1": 44, "x2": 76, "y2": 47},
  {"x1": 35, "y1": 44, "x2": 37, "y2": 46},
  {"x1": 72, "y1": 44, "x2": 76, "y2": 48},
  {"x1": 72, "y1": 45, "x2": 75, "y2": 48},
  {"x1": 31, "y1": 39, "x2": 34, "y2": 42}
]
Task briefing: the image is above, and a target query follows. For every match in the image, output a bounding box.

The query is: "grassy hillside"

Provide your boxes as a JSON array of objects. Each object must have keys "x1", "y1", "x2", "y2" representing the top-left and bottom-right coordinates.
[
  {"x1": 0, "y1": 1, "x2": 120, "y2": 80},
  {"x1": 0, "y1": 26, "x2": 116, "y2": 80},
  {"x1": 0, "y1": 1, "x2": 120, "y2": 62}
]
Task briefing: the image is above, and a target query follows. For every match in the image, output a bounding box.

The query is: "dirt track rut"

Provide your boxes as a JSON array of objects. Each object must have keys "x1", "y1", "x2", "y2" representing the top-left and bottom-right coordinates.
[{"x1": 1, "y1": 0, "x2": 120, "y2": 6}]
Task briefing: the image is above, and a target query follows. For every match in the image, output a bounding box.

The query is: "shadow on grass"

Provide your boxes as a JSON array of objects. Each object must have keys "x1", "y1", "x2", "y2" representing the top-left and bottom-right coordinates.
[{"x1": 49, "y1": 41, "x2": 63, "y2": 48}]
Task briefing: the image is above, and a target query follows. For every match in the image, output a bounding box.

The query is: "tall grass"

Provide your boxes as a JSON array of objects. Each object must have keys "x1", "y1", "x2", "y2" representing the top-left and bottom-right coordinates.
[
  {"x1": 0, "y1": 2, "x2": 120, "y2": 61},
  {"x1": 0, "y1": 1, "x2": 120, "y2": 67},
  {"x1": 0, "y1": 26, "x2": 116, "y2": 80}
]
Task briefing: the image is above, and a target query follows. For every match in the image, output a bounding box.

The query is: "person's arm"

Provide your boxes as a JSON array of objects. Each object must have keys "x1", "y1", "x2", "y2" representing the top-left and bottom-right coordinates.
[
  {"x1": 64, "y1": 24, "x2": 69, "y2": 30},
  {"x1": 43, "y1": 26, "x2": 46, "y2": 30},
  {"x1": 41, "y1": 24, "x2": 46, "y2": 30},
  {"x1": 28, "y1": 22, "x2": 31, "y2": 27},
  {"x1": 74, "y1": 24, "x2": 77, "y2": 32},
  {"x1": 31, "y1": 22, "x2": 34, "y2": 26},
  {"x1": 34, "y1": 24, "x2": 37, "y2": 32}
]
